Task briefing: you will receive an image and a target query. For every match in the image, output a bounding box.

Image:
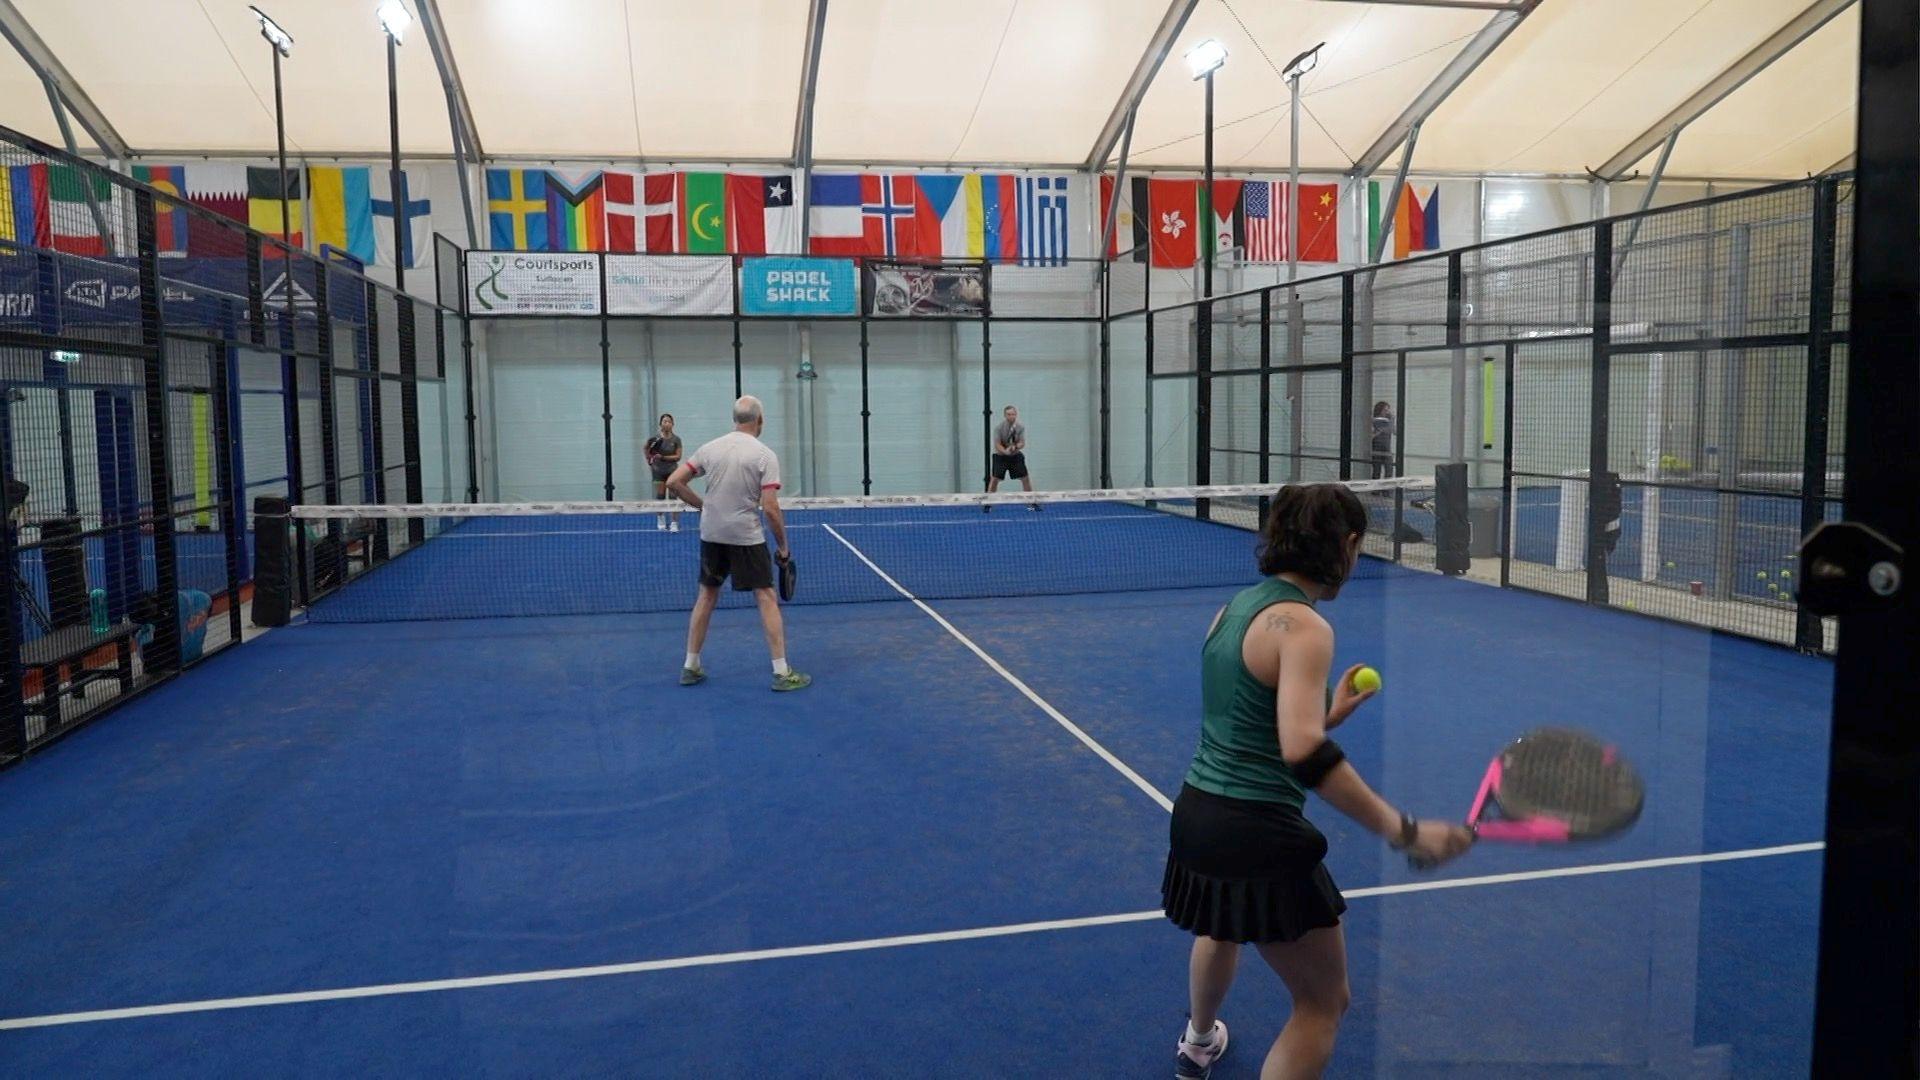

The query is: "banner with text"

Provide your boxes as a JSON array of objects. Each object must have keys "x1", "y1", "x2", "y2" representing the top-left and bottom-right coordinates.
[
  {"x1": 739, "y1": 256, "x2": 857, "y2": 316},
  {"x1": 606, "y1": 254, "x2": 733, "y2": 316},
  {"x1": 467, "y1": 252, "x2": 601, "y2": 315},
  {"x1": 863, "y1": 260, "x2": 990, "y2": 317}
]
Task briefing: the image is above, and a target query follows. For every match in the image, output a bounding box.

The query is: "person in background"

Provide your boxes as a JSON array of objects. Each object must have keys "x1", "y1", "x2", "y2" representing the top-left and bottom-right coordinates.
[
  {"x1": 1369, "y1": 402, "x2": 1396, "y2": 479},
  {"x1": 985, "y1": 404, "x2": 1039, "y2": 512},
  {"x1": 665, "y1": 396, "x2": 809, "y2": 692},
  {"x1": 646, "y1": 413, "x2": 684, "y2": 532}
]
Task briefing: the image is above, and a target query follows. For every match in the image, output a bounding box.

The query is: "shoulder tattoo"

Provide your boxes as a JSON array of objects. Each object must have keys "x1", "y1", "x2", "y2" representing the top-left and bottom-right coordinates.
[{"x1": 1263, "y1": 610, "x2": 1296, "y2": 633}]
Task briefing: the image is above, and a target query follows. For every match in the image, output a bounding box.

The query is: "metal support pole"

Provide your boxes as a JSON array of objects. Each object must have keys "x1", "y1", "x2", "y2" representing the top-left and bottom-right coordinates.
[
  {"x1": 1614, "y1": 126, "x2": 1681, "y2": 280},
  {"x1": 1287, "y1": 71, "x2": 1301, "y2": 283},
  {"x1": 133, "y1": 189, "x2": 182, "y2": 677},
  {"x1": 980, "y1": 289, "x2": 993, "y2": 489},
  {"x1": 1338, "y1": 274, "x2": 1354, "y2": 480},
  {"x1": 1258, "y1": 289, "x2": 1271, "y2": 522},
  {"x1": 1368, "y1": 121, "x2": 1423, "y2": 266},
  {"x1": 859, "y1": 312, "x2": 871, "y2": 495},
  {"x1": 1586, "y1": 222, "x2": 1614, "y2": 605},
  {"x1": 1796, "y1": 179, "x2": 1838, "y2": 651},
  {"x1": 273, "y1": 48, "x2": 292, "y2": 255},
  {"x1": 599, "y1": 258, "x2": 613, "y2": 500},
  {"x1": 387, "y1": 35, "x2": 406, "y2": 294},
  {"x1": 1500, "y1": 341, "x2": 1516, "y2": 588},
  {"x1": 1196, "y1": 70, "x2": 1214, "y2": 513},
  {"x1": 1099, "y1": 257, "x2": 1112, "y2": 488},
  {"x1": 1710, "y1": 225, "x2": 1751, "y2": 601},
  {"x1": 1100, "y1": 108, "x2": 1136, "y2": 265},
  {"x1": 1448, "y1": 253, "x2": 1466, "y2": 463},
  {"x1": 459, "y1": 257, "x2": 478, "y2": 501}
]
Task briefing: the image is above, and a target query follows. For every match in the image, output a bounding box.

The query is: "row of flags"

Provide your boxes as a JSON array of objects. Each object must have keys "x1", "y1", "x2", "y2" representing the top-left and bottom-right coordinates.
[
  {"x1": 0, "y1": 158, "x2": 1451, "y2": 273},
  {"x1": 1103, "y1": 176, "x2": 1444, "y2": 268},
  {"x1": 483, "y1": 168, "x2": 1074, "y2": 265},
  {"x1": 0, "y1": 162, "x2": 431, "y2": 268}
]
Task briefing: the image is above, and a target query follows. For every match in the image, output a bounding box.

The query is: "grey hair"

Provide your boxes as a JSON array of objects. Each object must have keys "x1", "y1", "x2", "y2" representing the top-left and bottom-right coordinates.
[{"x1": 732, "y1": 395, "x2": 764, "y2": 425}]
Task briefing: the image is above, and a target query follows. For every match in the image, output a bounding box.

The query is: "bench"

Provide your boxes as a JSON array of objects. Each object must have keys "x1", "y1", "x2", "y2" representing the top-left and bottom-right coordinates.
[{"x1": 22, "y1": 621, "x2": 139, "y2": 728}]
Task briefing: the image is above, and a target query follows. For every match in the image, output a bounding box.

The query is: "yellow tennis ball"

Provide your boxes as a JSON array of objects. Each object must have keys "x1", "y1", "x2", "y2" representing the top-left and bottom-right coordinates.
[
  {"x1": 1757, "y1": 571, "x2": 1769, "y2": 580},
  {"x1": 1351, "y1": 666, "x2": 1382, "y2": 694}
]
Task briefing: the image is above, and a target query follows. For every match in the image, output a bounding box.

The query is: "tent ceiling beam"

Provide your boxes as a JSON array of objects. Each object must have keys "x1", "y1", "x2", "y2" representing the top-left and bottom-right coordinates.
[
  {"x1": 792, "y1": 0, "x2": 828, "y2": 164},
  {"x1": 415, "y1": 0, "x2": 484, "y2": 160},
  {"x1": 1593, "y1": 0, "x2": 1856, "y2": 181},
  {"x1": 0, "y1": 0, "x2": 129, "y2": 158},
  {"x1": 1349, "y1": 0, "x2": 1539, "y2": 179},
  {"x1": 1085, "y1": 0, "x2": 1199, "y2": 171}
]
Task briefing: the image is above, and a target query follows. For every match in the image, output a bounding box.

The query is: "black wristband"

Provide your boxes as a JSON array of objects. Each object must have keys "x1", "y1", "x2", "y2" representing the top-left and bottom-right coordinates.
[
  {"x1": 1391, "y1": 811, "x2": 1418, "y2": 849},
  {"x1": 1291, "y1": 738, "x2": 1347, "y2": 788}
]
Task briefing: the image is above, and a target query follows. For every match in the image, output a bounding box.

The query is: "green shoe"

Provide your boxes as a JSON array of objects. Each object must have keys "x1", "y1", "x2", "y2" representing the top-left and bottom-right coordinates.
[
  {"x1": 771, "y1": 669, "x2": 812, "y2": 692},
  {"x1": 679, "y1": 666, "x2": 707, "y2": 686}
]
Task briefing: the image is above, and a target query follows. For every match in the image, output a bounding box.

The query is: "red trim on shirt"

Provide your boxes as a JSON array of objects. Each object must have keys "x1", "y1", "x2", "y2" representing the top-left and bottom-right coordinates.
[{"x1": 761, "y1": 483, "x2": 781, "y2": 490}]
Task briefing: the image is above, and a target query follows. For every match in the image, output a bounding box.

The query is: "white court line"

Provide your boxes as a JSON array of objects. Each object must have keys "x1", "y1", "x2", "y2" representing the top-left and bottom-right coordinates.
[
  {"x1": 0, "y1": 841, "x2": 1821, "y2": 1031},
  {"x1": 821, "y1": 523, "x2": 1176, "y2": 813},
  {"x1": 436, "y1": 516, "x2": 1155, "y2": 540}
]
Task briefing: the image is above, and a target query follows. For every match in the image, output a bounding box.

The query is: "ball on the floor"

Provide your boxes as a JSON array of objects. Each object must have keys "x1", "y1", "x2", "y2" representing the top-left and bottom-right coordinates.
[
  {"x1": 1768, "y1": 583, "x2": 1780, "y2": 593},
  {"x1": 1351, "y1": 666, "x2": 1382, "y2": 694},
  {"x1": 1757, "y1": 571, "x2": 1769, "y2": 580},
  {"x1": 1780, "y1": 569, "x2": 1792, "y2": 579},
  {"x1": 1664, "y1": 561, "x2": 1676, "y2": 570}
]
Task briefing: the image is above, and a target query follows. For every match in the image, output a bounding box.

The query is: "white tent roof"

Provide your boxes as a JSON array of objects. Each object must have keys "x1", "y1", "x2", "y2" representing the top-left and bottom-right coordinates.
[{"x1": 0, "y1": 0, "x2": 1858, "y2": 179}]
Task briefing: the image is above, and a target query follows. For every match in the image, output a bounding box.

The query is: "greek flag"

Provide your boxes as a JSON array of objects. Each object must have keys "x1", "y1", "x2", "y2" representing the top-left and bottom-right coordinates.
[{"x1": 1017, "y1": 175, "x2": 1070, "y2": 266}]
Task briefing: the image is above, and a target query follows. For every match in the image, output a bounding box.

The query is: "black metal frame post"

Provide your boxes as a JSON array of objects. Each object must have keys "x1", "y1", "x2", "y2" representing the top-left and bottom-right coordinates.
[
  {"x1": 732, "y1": 260, "x2": 744, "y2": 401},
  {"x1": 398, "y1": 297, "x2": 424, "y2": 544},
  {"x1": 314, "y1": 266, "x2": 341, "y2": 507},
  {"x1": 0, "y1": 384, "x2": 22, "y2": 758},
  {"x1": 386, "y1": 32, "x2": 406, "y2": 296},
  {"x1": 460, "y1": 256, "x2": 478, "y2": 502},
  {"x1": 599, "y1": 257, "x2": 614, "y2": 501},
  {"x1": 1586, "y1": 221, "x2": 1614, "y2": 605},
  {"x1": 1258, "y1": 289, "x2": 1272, "y2": 523},
  {"x1": 207, "y1": 340, "x2": 243, "y2": 646},
  {"x1": 1500, "y1": 341, "x2": 1517, "y2": 589},
  {"x1": 1392, "y1": 349, "x2": 1408, "y2": 562},
  {"x1": 1098, "y1": 259, "x2": 1112, "y2": 488},
  {"x1": 1796, "y1": 178, "x2": 1838, "y2": 651},
  {"x1": 980, "y1": 286, "x2": 993, "y2": 490},
  {"x1": 1811, "y1": 0, "x2": 1920, "y2": 1070},
  {"x1": 859, "y1": 310, "x2": 872, "y2": 495},
  {"x1": 1196, "y1": 68, "x2": 1215, "y2": 516},
  {"x1": 1338, "y1": 274, "x2": 1355, "y2": 480},
  {"x1": 365, "y1": 282, "x2": 388, "y2": 562},
  {"x1": 133, "y1": 190, "x2": 182, "y2": 676}
]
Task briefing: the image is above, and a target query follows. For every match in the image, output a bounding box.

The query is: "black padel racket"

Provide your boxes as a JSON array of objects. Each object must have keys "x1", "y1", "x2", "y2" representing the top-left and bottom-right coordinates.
[
  {"x1": 1465, "y1": 727, "x2": 1644, "y2": 844},
  {"x1": 777, "y1": 553, "x2": 797, "y2": 602}
]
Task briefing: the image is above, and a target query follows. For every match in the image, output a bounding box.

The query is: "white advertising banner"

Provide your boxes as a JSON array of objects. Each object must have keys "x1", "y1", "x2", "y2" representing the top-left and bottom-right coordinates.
[
  {"x1": 467, "y1": 252, "x2": 601, "y2": 315},
  {"x1": 605, "y1": 254, "x2": 733, "y2": 316}
]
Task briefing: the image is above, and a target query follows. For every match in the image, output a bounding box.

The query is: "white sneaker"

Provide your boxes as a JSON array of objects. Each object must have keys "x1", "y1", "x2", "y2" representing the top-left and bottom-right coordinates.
[
  {"x1": 669, "y1": 519, "x2": 680, "y2": 533},
  {"x1": 1175, "y1": 1020, "x2": 1228, "y2": 1079}
]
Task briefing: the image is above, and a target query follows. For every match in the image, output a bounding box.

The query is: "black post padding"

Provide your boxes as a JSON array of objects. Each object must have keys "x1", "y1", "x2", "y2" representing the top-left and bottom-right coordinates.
[
  {"x1": 1433, "y1": 463, "x2": 1470, "y2": 576},
  {"x1": 251, "y1": 496, "x2": 292, "y2": 627},
  {"x1": 40, "y1": 517, "x2": 89, "y2": 627}
]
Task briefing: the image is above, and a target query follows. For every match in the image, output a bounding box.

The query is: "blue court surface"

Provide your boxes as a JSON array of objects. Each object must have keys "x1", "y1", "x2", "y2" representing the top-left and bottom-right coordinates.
[{"x1": 0, "y1": 509, "x2": 1832, "y2": 1077}]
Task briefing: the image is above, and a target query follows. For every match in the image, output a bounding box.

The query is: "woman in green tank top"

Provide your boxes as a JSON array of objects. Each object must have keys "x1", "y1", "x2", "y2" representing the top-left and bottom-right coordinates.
[{"x1": 1163, "y1": 484, "x2": 1472, "y2": 1080}]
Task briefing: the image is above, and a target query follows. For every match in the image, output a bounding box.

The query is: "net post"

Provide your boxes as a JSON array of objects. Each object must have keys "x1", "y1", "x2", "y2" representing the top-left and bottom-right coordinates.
[
  {"x1": 1796, "y1": 177, "x2": 1839, "y2": 651},
  {"x1": 1338, "y1": 273, "x2": 1354, "y2": 481},
  {"x1": 134, "y1": 187, "x2": 183, "y2": 678},
  {"x1": 1586, "y1": 219, "x2": 1614, "y2": 605},
  {"x1": 859, "y1": 308, "x2": 872, "y2": 496},
  {"x1": 599, "y1": 256, "x2": 614, "y2": 502}
]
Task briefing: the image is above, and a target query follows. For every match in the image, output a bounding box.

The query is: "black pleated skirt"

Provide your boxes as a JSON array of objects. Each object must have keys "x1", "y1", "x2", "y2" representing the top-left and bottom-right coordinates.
[{"x1": 1162, "y1": 783, "x2": 1347, "y2": 944}]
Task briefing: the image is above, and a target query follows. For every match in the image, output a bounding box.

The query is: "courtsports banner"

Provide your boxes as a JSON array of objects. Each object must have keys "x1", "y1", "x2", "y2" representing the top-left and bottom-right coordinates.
[
  {"x1": 466, "y1": 251, "x2": 601, "y2": 315},
  {"x1": 606, "y1": 254, "x2": 732, "y2": 315},
  {"x1": 863, "y1": 260, "x2": 989, "y2": 317},
  {"x1": 739, "y1": 256, "x2": 857, "y2": 316}
]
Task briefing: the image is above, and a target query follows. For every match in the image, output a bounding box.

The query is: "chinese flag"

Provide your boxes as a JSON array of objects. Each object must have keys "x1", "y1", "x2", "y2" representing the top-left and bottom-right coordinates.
[{"x1": 1296, "y1": 182, "x2": 1341, "y2": 263}]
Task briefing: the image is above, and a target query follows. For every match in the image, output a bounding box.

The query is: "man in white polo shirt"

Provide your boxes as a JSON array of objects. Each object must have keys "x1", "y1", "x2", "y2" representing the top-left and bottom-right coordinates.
[{"x1": 665, "y1": 395, "x2": 810, "y2": 692}]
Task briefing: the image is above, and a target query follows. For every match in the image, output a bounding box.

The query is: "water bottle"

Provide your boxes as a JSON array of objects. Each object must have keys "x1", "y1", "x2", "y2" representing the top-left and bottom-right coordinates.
[{"x1": 89, "y1": 588, "x2": 108, "y2": 634}]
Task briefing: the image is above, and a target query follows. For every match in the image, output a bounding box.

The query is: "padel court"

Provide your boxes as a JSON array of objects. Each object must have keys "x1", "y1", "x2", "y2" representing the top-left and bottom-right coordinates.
[{"x1": 0, "y1": 504, "x2": 1831, "y2": 1076}]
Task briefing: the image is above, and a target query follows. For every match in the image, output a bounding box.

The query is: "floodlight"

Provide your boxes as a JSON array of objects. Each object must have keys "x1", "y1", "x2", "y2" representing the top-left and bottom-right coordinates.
[
  {"x1": 377, "y1": 0, "x2": 412, "y2": 42},
  {"x1": 1186, "y1": 39, "x2": 1227, "y2": 80},
  {"x1": 251, "y1": 6, "x2": 293, "y2": 56}
]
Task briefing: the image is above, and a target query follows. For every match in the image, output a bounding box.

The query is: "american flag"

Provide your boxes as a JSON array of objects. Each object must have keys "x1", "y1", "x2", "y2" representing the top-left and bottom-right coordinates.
[{"x1": 1243, "y1": 181, "x2": 1284, "y2": 263}]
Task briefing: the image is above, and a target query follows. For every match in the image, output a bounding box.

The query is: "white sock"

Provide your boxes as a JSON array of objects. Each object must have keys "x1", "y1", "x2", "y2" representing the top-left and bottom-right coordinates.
[
  {"x1": 772, "y1": 658, "x2": 790, "y2": 676},
  {"x1": 1186, "y1": 1020, "x2": 1215, "y2": 1045},
  {"x1": 685, "y1": 653, "x2": 700, "y2": 670}
]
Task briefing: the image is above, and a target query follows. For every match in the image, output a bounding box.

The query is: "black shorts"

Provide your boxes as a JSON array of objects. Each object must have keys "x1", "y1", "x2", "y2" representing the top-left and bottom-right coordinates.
[
  {"x1": 1162, "y1": 783, "x2": 1346, "y2": 943},
  {"x1": 991, "y1": 452, "x2": 1028, "y2": 480},
  {"x1": 650, "y1": 460, "x2": 677, "y2": 483},
  {"x1": 699, "y1": 541, "x2": 775, "y2": 591}
]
